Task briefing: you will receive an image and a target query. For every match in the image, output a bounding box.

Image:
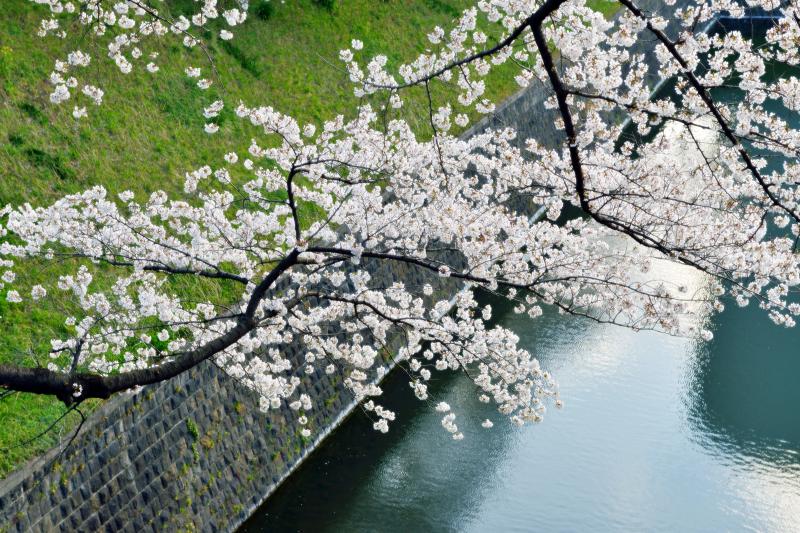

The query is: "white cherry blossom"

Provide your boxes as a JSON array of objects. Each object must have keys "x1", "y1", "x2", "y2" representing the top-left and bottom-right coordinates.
[{"x1": 5, "y1": 0, "x2": 798, "y2": 438}]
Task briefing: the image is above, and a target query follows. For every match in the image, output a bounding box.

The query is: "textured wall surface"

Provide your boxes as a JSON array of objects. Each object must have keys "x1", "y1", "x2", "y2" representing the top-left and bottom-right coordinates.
[{"x1": 0, "y1": 255, "x2": 462, "y2": 533}]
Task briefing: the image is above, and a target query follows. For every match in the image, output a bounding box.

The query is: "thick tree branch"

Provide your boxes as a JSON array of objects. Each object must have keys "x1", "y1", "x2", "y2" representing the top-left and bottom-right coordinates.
[
  {"x1": 617, "y1": 0, "x2": 800, "y2": 225},
  {"x1": 0, "y1": 251, "x2": 300, "y2": 403}
]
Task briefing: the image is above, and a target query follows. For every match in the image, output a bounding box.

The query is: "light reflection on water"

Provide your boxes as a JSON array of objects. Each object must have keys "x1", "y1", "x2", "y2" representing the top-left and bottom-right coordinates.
[
  {"x1": 683, "y1": 299, "x2": 800, "y2": 532},
  {"x1": 241, "y1": 48, "x2": 800, "y2": 533},
  {"x1": 241, "y1": 257, "x2": 800, "y2": 532}
]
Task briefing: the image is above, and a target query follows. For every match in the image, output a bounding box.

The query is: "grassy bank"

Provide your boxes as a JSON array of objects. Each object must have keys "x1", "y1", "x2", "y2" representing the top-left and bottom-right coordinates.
[{"x1": 0, "y1": 0, "x2": 617, "y2": 476}]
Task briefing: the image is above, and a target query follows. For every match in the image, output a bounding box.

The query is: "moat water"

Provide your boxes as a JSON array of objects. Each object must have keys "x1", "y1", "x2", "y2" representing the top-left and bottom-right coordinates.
[
  {"x1": 242, "y1": 45, "x2": 800, "y2": 533},
  {"x1": 241, "y1": 259, "x2": 800, "y2": 532}
]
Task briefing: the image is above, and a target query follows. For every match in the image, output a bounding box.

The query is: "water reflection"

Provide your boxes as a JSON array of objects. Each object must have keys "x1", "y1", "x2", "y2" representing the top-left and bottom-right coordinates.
[
  {"x1": 241, "y1": 147, "x2": 800, "y2": 533},
  {"x1": 684, "y1": 298, "x2": 800, "y2": 531},
  {"x1": 241, "y1": 30, "x2": 800, "y2": 533},
  {"x1": 680, "y1": 46, "x2": 800, "y2": 530},
  {"x1": 687, "y1": 302, "x2": 800, "y2": 469},
  {"x1": 241, "y1": 257, "x2": 800, "y2": 532}
]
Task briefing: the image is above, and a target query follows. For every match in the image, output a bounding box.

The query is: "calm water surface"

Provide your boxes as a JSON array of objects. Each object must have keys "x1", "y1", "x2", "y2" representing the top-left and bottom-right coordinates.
[
  {"x1": 242, "y1": 52, "x2": 800, "y2": 533},
  {"x1": 241, "y1": 256, "x2": 800, "y2": 532}
]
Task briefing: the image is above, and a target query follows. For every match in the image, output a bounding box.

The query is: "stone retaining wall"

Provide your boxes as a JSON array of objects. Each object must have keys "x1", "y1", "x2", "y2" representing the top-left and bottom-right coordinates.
[{"x1": 0, "y1": 254, "x2": 462, "y2": 532}]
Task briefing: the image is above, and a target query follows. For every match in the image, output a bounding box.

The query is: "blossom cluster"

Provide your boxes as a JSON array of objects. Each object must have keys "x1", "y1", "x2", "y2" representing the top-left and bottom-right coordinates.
[
  {"x1": 10, "y1": 0, "x2": 799, "y2": 437},
  {"x1": 33, "y1": 0, "x2": 248, "y2": 116}
]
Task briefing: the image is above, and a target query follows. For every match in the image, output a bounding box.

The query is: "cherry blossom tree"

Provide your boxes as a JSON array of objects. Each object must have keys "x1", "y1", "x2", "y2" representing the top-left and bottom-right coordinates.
[{"x1": 1, "y1": 0, "x2": 798, "y2": 438}]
